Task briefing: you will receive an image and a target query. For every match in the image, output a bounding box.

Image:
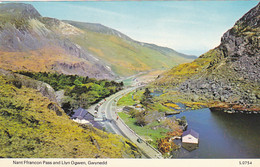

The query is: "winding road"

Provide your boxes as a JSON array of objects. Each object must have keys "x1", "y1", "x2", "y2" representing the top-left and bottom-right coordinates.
[{"x1": 88, "y1": 86, "x2": 162, "y2": 159}]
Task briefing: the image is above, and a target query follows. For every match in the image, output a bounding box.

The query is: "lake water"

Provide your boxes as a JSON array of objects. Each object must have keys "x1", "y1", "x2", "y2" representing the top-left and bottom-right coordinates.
[{"x1": 171, "y1": 108, "x2": 260, "y2": 158}]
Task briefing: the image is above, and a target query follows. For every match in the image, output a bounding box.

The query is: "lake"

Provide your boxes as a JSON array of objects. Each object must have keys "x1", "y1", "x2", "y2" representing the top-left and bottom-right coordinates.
[{"x1": 170, "y1": 108, "x2": 260, "y2": 158}]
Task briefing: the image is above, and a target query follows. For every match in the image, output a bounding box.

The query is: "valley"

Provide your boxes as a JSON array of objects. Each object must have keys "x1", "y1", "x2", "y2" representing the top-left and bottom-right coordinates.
[{"x1": 0, "y1": 1, "x2": 259, "y2": 160}]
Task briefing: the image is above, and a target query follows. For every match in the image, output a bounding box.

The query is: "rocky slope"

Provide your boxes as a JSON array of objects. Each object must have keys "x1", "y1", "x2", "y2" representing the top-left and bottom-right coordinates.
[
  {"x1": 0, "y1": 3, "x2": 114, "y2": 79},
  {"x1": 154, "y1": 3, "x2": 260, "y2": 112},
  {"x1": 0, "y1": 3, "x2": 194, "y2": 79}
]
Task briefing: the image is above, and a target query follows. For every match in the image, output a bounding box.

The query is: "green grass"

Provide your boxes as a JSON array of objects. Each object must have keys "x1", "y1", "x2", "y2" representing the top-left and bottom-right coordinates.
[
  {"x1": 117, "y1": 89, "x2": 144, "y2": 106},
  {"x1": 117, "y1": 92, "x2": 136, "y2": 106},
  {"x1": 132, "y1": 90, "x2": 144, "y2": 101},
  {"x1": 118, "y1": 112, "x2": 170, "y2": 148},
  {"x1": 122, "y1": 78, "x2": 133, "y2": 87},
  {"x1": 150, "y1": 102, "x2": 171, "y2": 112},
  {"x1": 117, "y1": 89, "x2": 175, "y2": 114}
]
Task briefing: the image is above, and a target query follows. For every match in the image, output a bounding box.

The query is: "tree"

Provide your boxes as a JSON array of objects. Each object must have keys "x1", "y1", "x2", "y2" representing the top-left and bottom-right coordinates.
[
  {"x1": 179, "y1": 116, "x2": 187, "y2": 125},
  {"x1": 74, "y1": 78, "x2": 82, "y2": 86},
  {"x1": 129, "y1": 109, "x2": 139, "y2": 118},
  {"x1": 135, "y1": 111, "x2": 148, "y2": 126},
  {"x1": 140, "y1": 88, "x2": 153, "y2": 110}
]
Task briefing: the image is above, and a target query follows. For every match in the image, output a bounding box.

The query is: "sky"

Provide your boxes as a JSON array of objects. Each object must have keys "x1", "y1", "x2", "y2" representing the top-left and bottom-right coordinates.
[{"x1": 13, "y1": 1, "x2": 259, "y2": 56}]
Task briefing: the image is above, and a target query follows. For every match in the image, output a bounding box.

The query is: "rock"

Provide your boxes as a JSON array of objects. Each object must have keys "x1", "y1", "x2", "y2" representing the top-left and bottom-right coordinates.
[
  {"x1": 191, "y1": 95, "x2": 200, "y2": 102},
  {"x1": 200, "y1": 83, "x2": 209, "y2": 89},
  {"x1": 123, "y1": 106, "x2": 135, "y2": 112},
  {"x1": 165, "y1": 110, "x2": 180, "y2": 115},
  {"x1": 212, "y1": 84, "x2": 217, "y2": 89},
  {"x1": 238, "y1": 77, "x2": 244, "y2": 81},
  {"x1": 47, "y1": 103, "x2": 63, "y2": 116},
  {"x1": 251, "y1": 94, "x2": 256, "y2": 100},
  {"x1": 220, "y1": 96, "x2": 225, "y2": 102},
  {"x1": 213, "y1": 92, "x2": 218, "y2": 97}
]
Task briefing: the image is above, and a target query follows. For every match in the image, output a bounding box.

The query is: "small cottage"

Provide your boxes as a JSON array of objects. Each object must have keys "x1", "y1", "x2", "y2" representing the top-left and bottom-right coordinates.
[
  {"x1": 71, "y1": 108, "x2": 91, "y2": 124},
  {"x1": 182, "y1": 129, "x2": 199, "y2": 144},
  {"x1": 72, "y1": 107, "x2": 88, "y2": 120}
]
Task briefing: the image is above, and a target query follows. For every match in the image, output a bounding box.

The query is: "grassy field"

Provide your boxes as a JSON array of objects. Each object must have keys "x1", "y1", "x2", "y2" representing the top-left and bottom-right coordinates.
[
  {"x1": 118, "y1": 112, "x2": 170, "y2": 148},
  {"x1": 117, "y1": 92, "x2": 136, "y2": 106},
  {"x1": 117, "y1": 89, "x2": 178, "y2": 113},
  {"x1": 149, "y1": 102, "x2": 173, "y2": 112}
]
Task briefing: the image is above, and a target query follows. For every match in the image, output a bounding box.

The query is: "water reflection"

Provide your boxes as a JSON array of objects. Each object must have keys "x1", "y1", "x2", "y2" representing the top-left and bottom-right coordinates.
[
  {"x1": 171, "y1": 109, "x2": 260, "y2": 158},
  {"x1": 182, "y1": 143, "x2": 199, "y2": 152}
]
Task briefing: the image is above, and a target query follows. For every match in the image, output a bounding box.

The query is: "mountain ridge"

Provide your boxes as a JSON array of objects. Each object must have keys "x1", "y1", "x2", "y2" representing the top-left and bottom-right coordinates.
[
  {"x1": 0, "y1": 3, "x2": 194, "y2": 79},
  {"x1": 154, "y1": 2, "x2": 260, "y2": 112},
  {"x1": 63, "y1": 19, "x2": 195, "y2": 76},
  {"x1": 64, "y1": 20, "x2": 197, "y2": 60}
]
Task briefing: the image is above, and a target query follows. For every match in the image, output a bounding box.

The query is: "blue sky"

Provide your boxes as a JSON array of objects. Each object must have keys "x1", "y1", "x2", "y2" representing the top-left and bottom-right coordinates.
[{"x1": 19, "y1": 1, "x2": 259, "y2": 56}]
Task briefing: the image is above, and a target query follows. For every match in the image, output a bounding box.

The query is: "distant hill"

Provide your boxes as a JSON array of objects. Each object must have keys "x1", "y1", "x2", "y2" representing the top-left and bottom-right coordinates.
[
  {"x1": 0, "y1": 3, "x2": 195, "y2": 79},
  {"x1": 64, "y1": 20, "x2": 196, "y2": 76},
  {"x1": 154, "y1": 3, "x2": 260, "y2": 112}
]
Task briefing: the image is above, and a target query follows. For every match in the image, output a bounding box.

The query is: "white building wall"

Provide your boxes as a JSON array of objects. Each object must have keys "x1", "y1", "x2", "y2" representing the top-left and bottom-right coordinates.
[
  {"x1": 182, "y1": 134, "x2": 199, "y2": 144},
  {"x1": 73, "y1": 118, "x2": 90, "y2": 124}
]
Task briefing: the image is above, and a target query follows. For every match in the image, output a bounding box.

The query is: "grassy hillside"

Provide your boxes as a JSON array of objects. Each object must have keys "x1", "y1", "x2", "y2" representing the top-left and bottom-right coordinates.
[
  {"x1": 65, "y1": 20, "x2": 195, "y2": 76},
  {"x1": 154, "y1": 49, "x2": 218, "y2": 86},
  {"x1": 0, "y1": 74, "x2": 139, "y2": 158}
]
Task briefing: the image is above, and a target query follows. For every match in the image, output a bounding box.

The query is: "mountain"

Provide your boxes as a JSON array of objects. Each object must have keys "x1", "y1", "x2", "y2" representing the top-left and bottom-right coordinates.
[
  {"x1": 64, "y1": 20, "x2": 196, "y2": 59},
  {"x1": 0, "y1": 3, "x2": 194, "y2": 79},
  {"x1": 64, "y1": 20, "x2": 196, "y2": 76},
  {"x1": 0, "y1": 69, "x2": 140, "y2": 158},
  {"x1": 154, "y1": 3, "x2": 260, "y2": 112},
  {"x1": 0, "y1": 3, "x2": 117, "y2": 79}
]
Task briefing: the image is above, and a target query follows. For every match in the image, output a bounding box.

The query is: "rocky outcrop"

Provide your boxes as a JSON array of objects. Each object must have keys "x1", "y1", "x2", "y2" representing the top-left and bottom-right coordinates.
[
  {"x1": 0, "y1": 69, "x2": 57, "y2": 103},
  {"x1": 155, "y1": 3, "x2": 260, "y2": 112},
  {"x1": 0, "y1": 3, "x2": 41, "y2": 19}
]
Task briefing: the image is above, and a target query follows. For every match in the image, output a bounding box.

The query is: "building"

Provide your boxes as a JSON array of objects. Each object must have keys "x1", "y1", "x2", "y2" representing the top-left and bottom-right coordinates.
[
  {"x1": 72, "y1": 107, "x2": 88, "y2": 120},
  {"x1": 182, "y1": 129, "x2": 199, "y2": 144},
  {"x1": 182, "y1": 129, "x2": 199, "y2": 151},
  {"x1": 71, "y1": 108, "x2": 91, "y2": 124}
]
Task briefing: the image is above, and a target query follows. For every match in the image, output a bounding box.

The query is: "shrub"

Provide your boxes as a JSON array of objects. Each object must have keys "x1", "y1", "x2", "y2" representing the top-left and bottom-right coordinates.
[
  {"x1": 135, "y1": 111, "x2": 148, "y2": 126},
  {"x1": 129, "y1": 109, "x2": 139, "y2": 118},
  {"x1": 11, "y1": 80, "x2": 22, "y2": 89}
]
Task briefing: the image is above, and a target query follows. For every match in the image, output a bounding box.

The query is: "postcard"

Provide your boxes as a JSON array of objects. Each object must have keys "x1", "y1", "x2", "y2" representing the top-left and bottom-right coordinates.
[{"x1": 0, "y1": 1, "x2": 259, "y2": 167}]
